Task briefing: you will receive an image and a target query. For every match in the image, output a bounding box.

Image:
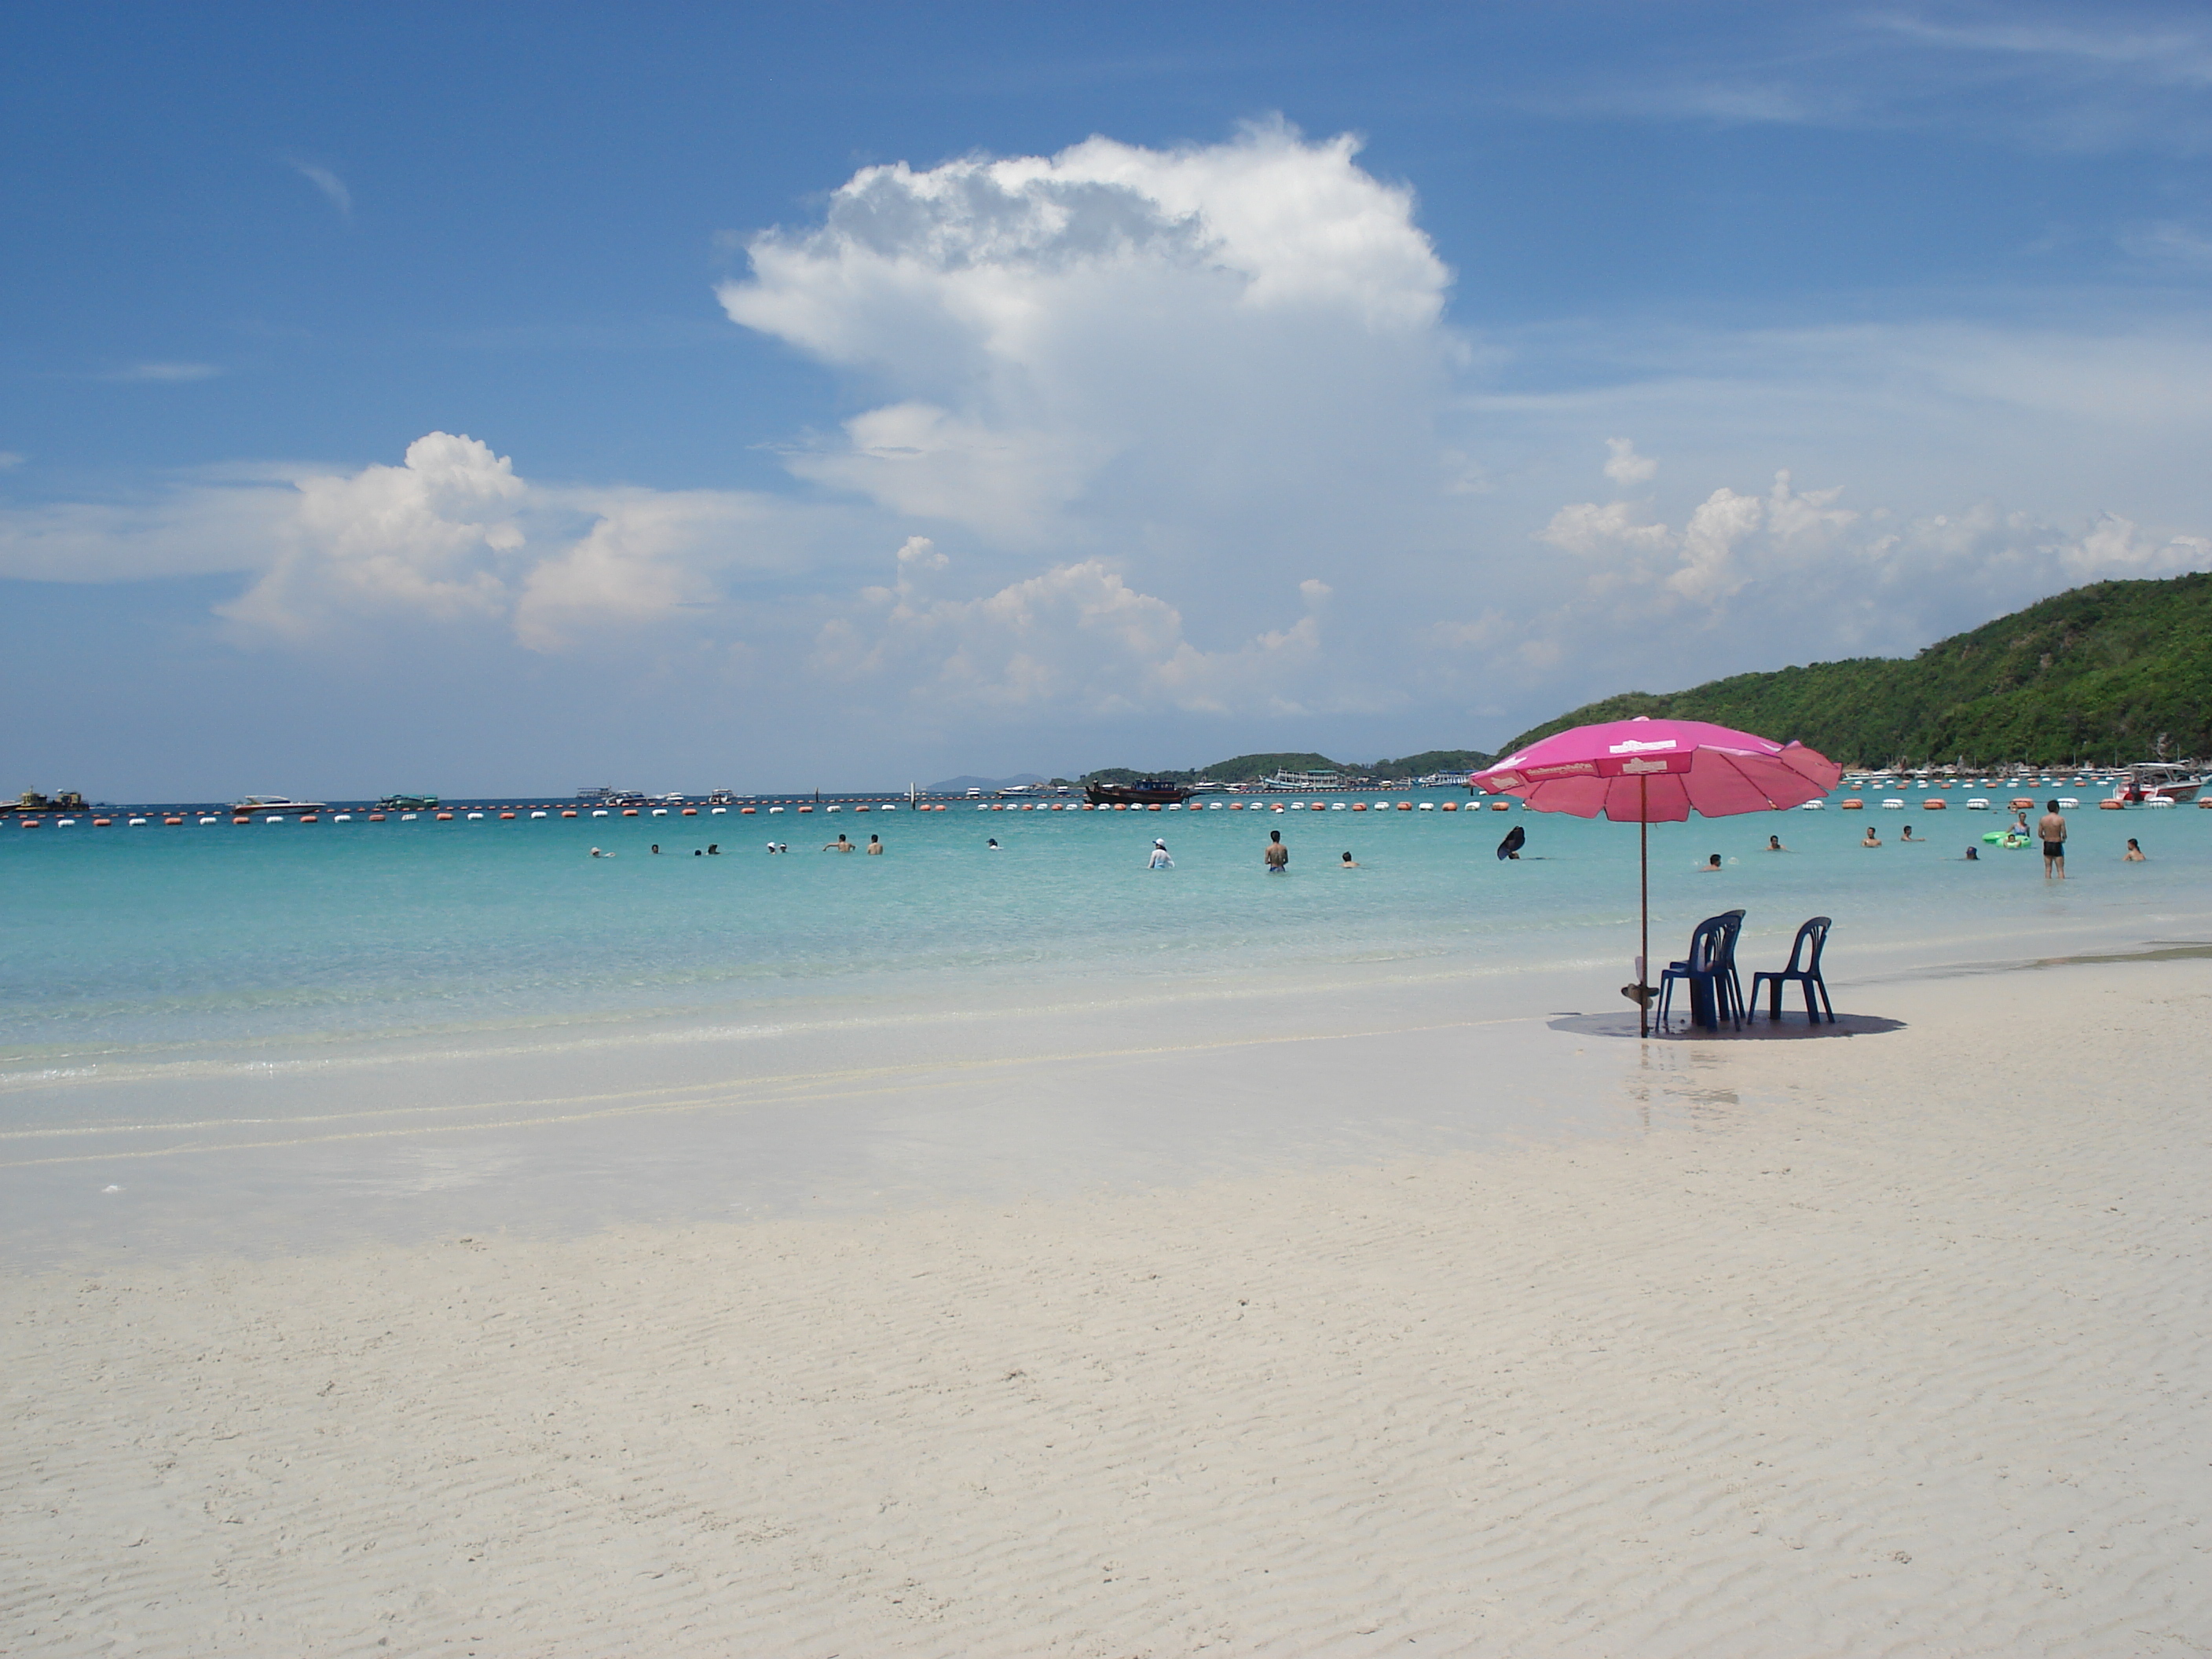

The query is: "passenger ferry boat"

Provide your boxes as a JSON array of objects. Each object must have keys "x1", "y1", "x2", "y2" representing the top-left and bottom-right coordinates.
[
  {"x1": 1260, "y1": 769, "x2": 1344, "y2": 792},
  {"x1": 229, "y1": 795, "x2": 330, "y2": 815}
]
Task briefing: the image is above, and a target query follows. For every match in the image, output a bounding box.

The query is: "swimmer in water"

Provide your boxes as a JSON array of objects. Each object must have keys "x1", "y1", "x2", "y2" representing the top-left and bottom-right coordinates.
[
  {"x1": 987, "y1": 837, "x2": 999, "y2": 850},
  {"x1": 1701, "y1": 853, "x2": 1723, "y2": 871},
  {"x1": 1148, "y1": 838, "x2": 1173, "y2": 869},
  {"x1": 589, "y1": 846, "x2": 613, "y2": 858},
  {"x1": 2124, "y1": 837, "x2": 2146, "y2": 861},
  {"x1": 866, "y1": 833, "x2": 883, "y2": 854},
  {"x1": 822, "y1": 833, "x2": 854, "y2": 851},
  {"x1": 651, "y1": 844, "x2": 661, "y2": 855},
  {"x1": 707, "y1": 844, "x2": 719, "y2": 855},
  {"x1": 1901, "y1": 825, "x2": 1920, "y2": 842},
  {"x1": 1264, "y1": 829, "x2": 1288, "y2": 873},
  {"x1": 1339, "y1": 851, "x2": 1358, "y2": 867},
  {"x1": 1965, "y1": 845, "x2": 1979, "y2": 860},
  {"x1": 1862, "y1": 827, "x2": 1882, "y2": 847},
  {"x1": 1767, "y1": 834, "x2": 1787, "y2": 851}
]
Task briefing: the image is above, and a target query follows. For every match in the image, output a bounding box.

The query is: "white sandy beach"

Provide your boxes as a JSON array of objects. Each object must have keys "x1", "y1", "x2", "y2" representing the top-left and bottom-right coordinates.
[{"x1": 5, "y1": 956, "x2": 2210, "y2": 1656}]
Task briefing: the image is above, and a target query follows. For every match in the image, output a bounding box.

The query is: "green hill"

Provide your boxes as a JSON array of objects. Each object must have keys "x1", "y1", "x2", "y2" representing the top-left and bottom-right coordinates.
[
  {"x1": 1080, "y1": 753, "x2": 1346, "y2": 786},
  {"x1": 1369, "y1": 749, "x2": 1492, "y2": 779},
  {"x1": 1496, "y1": 573, "x2": 2212, "y2": 767},
  {"x1": 1199, "y1": 752, "x2": 1348, "y2": 782}
]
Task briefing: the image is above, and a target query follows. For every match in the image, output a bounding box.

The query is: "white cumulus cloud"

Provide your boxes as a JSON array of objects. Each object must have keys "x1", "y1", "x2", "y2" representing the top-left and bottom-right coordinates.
[
  {"x1": 1602, "y1": 437, "x2": 1657, "y2": 485},
  {"x1": 720, "y1": 119, "x2": 1458, "y2": 591},
  {"x1": 817, "y1": 539, "x2": 1335, "y2": 719},
  {"x1": 0, "y1": 432, "x2": 828, "y2": 652}
]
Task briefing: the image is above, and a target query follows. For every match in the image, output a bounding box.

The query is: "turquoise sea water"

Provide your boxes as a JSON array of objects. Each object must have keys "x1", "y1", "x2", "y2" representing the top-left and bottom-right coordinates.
[{"x1": 5, "y1": 793, "x2": 2207, "y2": 1068}]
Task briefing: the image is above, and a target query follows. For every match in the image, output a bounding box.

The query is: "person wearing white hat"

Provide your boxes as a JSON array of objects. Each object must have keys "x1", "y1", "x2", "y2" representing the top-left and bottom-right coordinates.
[{"x1": 1147, "y1": 839, "x2": 1173, "y2": 869}]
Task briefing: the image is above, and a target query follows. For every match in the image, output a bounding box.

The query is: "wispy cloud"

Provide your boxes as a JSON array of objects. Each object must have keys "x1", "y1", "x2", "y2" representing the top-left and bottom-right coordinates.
[
  {"x1": 287, "y1": 159, "x2": 353, "y2": 217},
  {"x1": 2122, "y1": 221, "x2": 2212, "y2": 269},
  {"x1": 104, "y1": 361, "x2": 225, "y2": 383},
  {"x1": 0, "y1": 452, "x2": 24, "y2": 471},
  {"x1": 1507, "y1": 7, "x2": 2212, "y2": 152},
  {"x1": 1867, "y1": 10, "x2": 2212, "y2": 88}
]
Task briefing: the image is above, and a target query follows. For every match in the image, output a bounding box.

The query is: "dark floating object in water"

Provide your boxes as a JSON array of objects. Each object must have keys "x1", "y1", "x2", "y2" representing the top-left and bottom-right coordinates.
[{"x1": 1496, "y1": 825, "x2": 1526, "y2": 860}]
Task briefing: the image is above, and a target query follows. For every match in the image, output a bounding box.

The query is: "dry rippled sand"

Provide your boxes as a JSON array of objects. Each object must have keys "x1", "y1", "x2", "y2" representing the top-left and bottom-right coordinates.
[{"x1": 5, "y1": 961, "x2": 2209, "y2": 1656}]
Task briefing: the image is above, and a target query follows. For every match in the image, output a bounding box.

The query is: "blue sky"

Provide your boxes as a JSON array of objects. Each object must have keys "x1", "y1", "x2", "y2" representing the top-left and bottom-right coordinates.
[{"x1": 6, "y1": 2, "x2": 2211, "y2": 797}]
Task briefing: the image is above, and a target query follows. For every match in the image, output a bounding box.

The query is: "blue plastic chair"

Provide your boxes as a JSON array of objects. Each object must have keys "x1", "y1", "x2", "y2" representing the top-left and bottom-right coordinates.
[
  {"x1": 1751, "y1": 916, "x2": 1834, "y2": 1024},
  {"x1": 1655, "y1": 910, "x2": 1746, "y2": 1030},
  {"x1": 1709, "y1": 909, "x2": 1747, "y2": 1024}
]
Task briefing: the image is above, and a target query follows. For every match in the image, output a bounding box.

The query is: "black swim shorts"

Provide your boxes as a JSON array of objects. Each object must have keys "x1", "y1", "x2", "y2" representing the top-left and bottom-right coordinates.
[{"x1": 2042, "y1": 840, "x2": 2064, "y2": 859}]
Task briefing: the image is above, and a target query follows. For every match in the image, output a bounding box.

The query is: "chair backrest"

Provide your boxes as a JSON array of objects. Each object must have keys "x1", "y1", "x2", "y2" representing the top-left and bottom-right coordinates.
[
  {"x1": 1711, "y1": 909, "x2": 1747, "y2": 971},
  {"x1": 1686, "y1": 912, "x2": 1734, "y2": 972},
  {"x1": 1792, "y1": 915, "x2": 1832, "y2": 975}
]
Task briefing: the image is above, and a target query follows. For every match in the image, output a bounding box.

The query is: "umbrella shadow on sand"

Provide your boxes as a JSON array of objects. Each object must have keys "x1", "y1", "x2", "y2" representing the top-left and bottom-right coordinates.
[{"x1": 1547, "y1": 1010, "x2": 1907, "y2": 1042}]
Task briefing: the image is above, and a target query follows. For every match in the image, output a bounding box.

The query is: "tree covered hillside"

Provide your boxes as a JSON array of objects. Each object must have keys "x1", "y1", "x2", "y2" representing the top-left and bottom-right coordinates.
[{"x1": 1496, "y1": 573, "x2": 2212, "y2": 767}]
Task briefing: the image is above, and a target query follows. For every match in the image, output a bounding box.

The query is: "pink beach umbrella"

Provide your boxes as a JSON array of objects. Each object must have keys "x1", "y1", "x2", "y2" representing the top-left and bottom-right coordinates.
[{"x1": 1470, "y1": 716, "x2": 1841, "y2": 1035}]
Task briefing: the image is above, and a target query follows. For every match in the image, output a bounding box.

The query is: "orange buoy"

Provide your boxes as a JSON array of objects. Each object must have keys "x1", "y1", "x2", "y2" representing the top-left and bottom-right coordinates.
[
  {"x1": 500, "y1": 811, "x2": 516, "y2": 819},
  {"x1": 682, "y1": 807, "x2": 698, "y2": 815},
  {"x1": 93, "y1": 817, "x2": 113, "y2": 826},
  {"x1": 368, "y1": 812, "x2": 387, "y2": 821},
  {"x1": 300, "y1": 814, "x2": 319, "y2": 823},
  {"x1": 164, "y1": 815, "x2": 183, "y2": 825}
]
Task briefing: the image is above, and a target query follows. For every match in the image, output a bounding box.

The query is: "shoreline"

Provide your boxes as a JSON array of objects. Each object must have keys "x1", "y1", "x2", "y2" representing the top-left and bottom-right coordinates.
[
  {"x1": 5, "y1": 954, "x2": 2209, "y2": 1654},
  {"x1": 7, "y1": 924, "x2": 2212, "y2": 1270}
]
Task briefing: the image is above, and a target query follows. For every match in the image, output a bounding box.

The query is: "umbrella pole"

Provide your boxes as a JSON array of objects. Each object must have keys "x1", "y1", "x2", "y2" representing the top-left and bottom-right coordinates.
[{"x1": 1639, "y1": 777, "x2": 1650, "y2": 1038}]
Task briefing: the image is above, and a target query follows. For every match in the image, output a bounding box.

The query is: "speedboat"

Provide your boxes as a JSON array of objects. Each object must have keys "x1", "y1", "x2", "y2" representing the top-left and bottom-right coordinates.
[
  {"x1": 2112, "y1": 764, "x2": 2203, "y2": 804},
  {"x1": 229, "y1": 795, "x2": 328, "y2": 815}
]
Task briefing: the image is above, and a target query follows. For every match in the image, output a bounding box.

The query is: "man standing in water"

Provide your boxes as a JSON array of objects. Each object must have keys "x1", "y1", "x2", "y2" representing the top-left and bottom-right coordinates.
[
  {"x1": 1264, "y1": 828, "x2": 1288, "y2": 874},
  {"x1": 2038, "y1": 799, "x2": 2067, "y2": 879}
]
